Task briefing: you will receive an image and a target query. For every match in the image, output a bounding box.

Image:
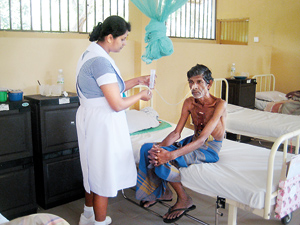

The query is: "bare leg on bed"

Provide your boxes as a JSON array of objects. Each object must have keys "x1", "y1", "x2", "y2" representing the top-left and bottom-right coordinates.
[{"x1": 163, "y1": 182, "x2": 194, "y2": 220}]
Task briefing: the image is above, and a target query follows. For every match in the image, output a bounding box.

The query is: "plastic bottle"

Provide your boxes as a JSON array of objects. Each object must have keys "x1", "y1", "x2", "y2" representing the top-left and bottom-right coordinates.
[
  {"x1": 57, "y1": 69, "x2": 64, "y2": 94},
  {"x1": 230, "y1": 63, "x2": 236, "y2": 78}
]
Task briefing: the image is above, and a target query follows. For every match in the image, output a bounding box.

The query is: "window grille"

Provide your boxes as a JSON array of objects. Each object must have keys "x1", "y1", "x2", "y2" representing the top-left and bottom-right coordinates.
[
  {"x1": 217, "y1": 18, "x2": 249, "y2": 45},
  {"x1": 0, "y1": 0, "x2": 129, "y2": 33},
  {"x1": 166, "y1": 0, "x2": 216, "y2": 40}
]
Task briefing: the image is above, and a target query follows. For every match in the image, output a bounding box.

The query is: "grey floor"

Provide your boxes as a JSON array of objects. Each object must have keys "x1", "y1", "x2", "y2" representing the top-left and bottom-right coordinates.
[
  {"x1": 38, "y1": 139, "x2": 300, "y2": 225},
  {"x1": 38, "y1": 187, "x2": 300, "y2": 225}
]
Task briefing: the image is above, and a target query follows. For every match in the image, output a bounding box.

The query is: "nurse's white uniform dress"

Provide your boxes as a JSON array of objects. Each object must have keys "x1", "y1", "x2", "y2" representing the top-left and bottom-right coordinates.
[{"x1": 76, "y1": 42, "x2": 137, "y2": 197}]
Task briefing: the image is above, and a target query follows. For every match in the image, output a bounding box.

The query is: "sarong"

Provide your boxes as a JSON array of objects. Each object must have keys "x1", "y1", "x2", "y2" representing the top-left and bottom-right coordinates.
[{"x1": 136, "y1": 135, "x2": 222, "y2": 201}]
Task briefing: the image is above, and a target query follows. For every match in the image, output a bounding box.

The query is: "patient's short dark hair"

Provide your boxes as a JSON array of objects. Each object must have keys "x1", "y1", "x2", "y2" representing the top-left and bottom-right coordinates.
[{"x1": 187, "y1": 64, "x2": 213, "y2": 84}]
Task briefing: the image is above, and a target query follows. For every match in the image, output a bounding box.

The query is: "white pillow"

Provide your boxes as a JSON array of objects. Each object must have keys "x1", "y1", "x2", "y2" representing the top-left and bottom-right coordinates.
[
  {"x1": 255, "y1": 98, "x2": 268, "y2": 110},
  {"x1": 126, "y1": 107, "x2": 159, "y2": 133},
  {"x1": 256, "y1": 91, "x2": 287, "y2": 102}
]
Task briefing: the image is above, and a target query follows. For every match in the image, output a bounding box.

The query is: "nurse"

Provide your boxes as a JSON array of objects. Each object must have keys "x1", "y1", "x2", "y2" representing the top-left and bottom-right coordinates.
[{"x1": 76, "y1": 15, "x2": 153, "y2": 225}]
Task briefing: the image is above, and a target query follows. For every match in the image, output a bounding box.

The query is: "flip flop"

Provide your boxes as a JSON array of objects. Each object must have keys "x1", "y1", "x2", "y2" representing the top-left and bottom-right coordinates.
[
  {"x1": 163, "y1": 205, "x2": 196, "y2": 224},
  {"x1": 140, "y1": 198, "x2": 173, "y2": 208},
  {"x1": 157, "y1": 198, "x2": 173, "y2": 203}
]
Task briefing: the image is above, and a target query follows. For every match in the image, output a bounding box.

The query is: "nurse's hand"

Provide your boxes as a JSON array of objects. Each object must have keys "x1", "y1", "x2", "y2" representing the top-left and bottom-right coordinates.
[
  {"x1": 140, "y1": 89, "x2": 152, "y2": 101},
  {"x1": 138, "y1": 75, "x2": 151, "y2": 86}
]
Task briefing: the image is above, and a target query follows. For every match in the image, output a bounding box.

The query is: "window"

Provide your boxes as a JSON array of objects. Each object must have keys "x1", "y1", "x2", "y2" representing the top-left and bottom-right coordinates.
[
  {"x1": 216, "y1": 18, "x2": 249, "y2": 45},
  {"x1": 166, "y1": 0, "x2": 216, "y2": 40},
  {"x1": 0, "y1": 0, "x2": 129, "y2": 33}
]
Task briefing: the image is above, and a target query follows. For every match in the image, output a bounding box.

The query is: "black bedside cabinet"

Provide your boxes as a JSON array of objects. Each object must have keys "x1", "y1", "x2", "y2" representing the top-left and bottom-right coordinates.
[
  {"x1": 24, "y1": 93, "x2": 84, "y2": 209},
  {"x1": 225, "y1": 78, "x2": 257, "y2": 109}
]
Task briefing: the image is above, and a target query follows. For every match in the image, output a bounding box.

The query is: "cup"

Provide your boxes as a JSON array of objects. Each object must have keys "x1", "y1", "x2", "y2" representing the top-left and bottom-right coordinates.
[
  {"x1": 8, "y1": 90, "x2": 23, "y2": 101},
  {"x1": 39, "y1": 85, "x2": 45, "y2": 96},
  {"x1": 39, "y1": 84, "x2": 51, "y2": 96},
  {"x1": 0, "y1": 91, "x2": 7, "y2": 102}
]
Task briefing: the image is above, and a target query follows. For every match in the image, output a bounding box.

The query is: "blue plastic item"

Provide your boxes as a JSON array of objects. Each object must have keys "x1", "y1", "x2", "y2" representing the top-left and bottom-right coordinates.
[{"x1": 8, "y1": 91, "x2": 23, "y2": 101}]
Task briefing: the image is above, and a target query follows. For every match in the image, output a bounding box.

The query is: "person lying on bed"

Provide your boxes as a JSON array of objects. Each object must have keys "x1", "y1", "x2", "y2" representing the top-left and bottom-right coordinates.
[{"x1": 136, "y1": 64, "x2": 227, "y2": 224}]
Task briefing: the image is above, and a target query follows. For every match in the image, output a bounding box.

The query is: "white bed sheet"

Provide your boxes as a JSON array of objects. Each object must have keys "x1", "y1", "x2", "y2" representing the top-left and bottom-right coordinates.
[
  {"x1": 180, "y1": 139, "x2": 290, "y2": 209},
  {"x1": 226, "y1": 104, "x2": 300, "y2": 141},
  {"x1": 130, "y1": 121, "x2": 194, "y2": 164}
]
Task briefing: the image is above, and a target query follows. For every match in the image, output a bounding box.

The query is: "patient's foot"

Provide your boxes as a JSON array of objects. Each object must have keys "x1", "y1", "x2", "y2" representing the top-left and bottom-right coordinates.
[
  {"x1": 140, "y1": 200, "x2": 157, "y2": 208},
  {"x1": 163, "y1": 195, "x2": 194, "y2": 220}
]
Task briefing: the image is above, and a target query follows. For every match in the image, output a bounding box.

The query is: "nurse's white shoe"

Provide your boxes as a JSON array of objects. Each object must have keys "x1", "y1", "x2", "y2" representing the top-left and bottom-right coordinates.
[
  {"x1": 79, "y1": 214, "x2": 112, "y2": 225},
  {"x1": 104, "y1": 216, "x2": 112, "y2": 224},
  {"x1": 79, "y1": 213, "x2": 94, "y2": 225},
  {"x1": 94, "y1": 216, "x2": 112, "y2": 225}
]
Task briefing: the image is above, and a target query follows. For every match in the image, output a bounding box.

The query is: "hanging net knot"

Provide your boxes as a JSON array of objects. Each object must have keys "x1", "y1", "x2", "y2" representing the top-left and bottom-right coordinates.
[{"x1": 142, "y1": 19, "x2": 174, "y2": 64}]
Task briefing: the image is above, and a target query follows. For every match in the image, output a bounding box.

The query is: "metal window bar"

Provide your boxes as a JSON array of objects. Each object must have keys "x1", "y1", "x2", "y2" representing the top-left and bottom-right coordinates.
[
  {"x1": 179, "y1": 5, "x2": 182, "y2": 37},
  {"x1": 184, "y1": 3, "x2": 187, "y2": 37},
  {"x1": 0, "y1": 0, "x2": 128, "y2": 33},
  {"x1": 9, "y1": 0, "x2": 12, "y2": 30},
  {"x1": 19, "y1": 0, "x2": 22, "y2": 30},
  {"x1": 109, "y1": 0, "x2": 111, "y2": 15},
  {"x1": 49, "y1": 0, "x2": 52, "y2": 31},
  {"x1": 189, "y1": 1, "x2": 191, "y2": 37},
  {"x1": 30, "y1": 0, "x2": 33, "y2": 30},
  {"x1": 167, "y1": 0, "x2": 216, "y2": 40},
  {"x1": 85, "y1": 0, "x2": 88, "y2": 32}
]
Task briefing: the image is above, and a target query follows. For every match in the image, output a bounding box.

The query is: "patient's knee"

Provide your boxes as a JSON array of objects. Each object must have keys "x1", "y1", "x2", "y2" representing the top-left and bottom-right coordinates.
[{"x1": 140, "y1": 143, "x2": 153, "y2": 156}]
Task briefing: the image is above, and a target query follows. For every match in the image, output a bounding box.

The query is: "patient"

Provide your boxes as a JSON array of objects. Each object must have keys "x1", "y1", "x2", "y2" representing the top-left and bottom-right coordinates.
[{"x1": 136, "y1": 64, "x2": 227, "y2": 223}]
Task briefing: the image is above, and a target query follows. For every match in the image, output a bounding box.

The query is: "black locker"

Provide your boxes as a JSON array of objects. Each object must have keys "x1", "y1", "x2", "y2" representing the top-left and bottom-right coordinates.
[
  {"x1": 223, "y1": 78, "x2": 257, "y2": 109},
  {"x1": 0, "y1": 102, "x2": 33, "y2": 163},
  {"x1": 0, "y1": 101, "x2": 37, "y2": 220},
  {"x1": 24, "y1": 93, "x2": 84, "y2": 209}
]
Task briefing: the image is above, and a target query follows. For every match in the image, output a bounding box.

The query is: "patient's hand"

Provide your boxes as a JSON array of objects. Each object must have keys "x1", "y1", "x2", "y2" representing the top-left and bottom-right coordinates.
[{"x1": 148, "y1": 144, "x2": 171, "y2": 166}]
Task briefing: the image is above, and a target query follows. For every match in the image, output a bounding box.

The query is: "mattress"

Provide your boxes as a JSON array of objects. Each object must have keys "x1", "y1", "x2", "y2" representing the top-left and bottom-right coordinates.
[
  {"x1": 180, "y1": 139, "x2": 290, "y2": 209},
  {"x1": 226, "y1": 104, "x2": 300, "y2": 141}
]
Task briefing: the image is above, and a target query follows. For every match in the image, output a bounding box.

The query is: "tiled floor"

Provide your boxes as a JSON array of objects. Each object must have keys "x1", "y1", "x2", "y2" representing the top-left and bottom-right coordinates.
[
  {"x1": 38, "y1": 138, "x2": 300, "y2": 225},
  {"x1": 38, "y1": 186, "x2": 300, "y2": 225}
]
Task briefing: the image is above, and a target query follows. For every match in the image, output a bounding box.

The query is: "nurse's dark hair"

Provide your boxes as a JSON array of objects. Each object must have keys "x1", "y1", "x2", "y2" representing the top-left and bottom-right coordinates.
[
  {"x1": 89, "y1": 15, "x2": 131, "y2": 42},
  {"x1": 187, "y1": 64, "x2": 213, "y2": 84}
]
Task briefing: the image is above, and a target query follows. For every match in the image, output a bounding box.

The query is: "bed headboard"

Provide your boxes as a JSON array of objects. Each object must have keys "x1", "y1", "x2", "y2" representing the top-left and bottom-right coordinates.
[
  {"x1": 211, "y1": 78, "x2": 229, "y2": 103},
  {"x1": 252, "y1": 74, "x2": 275, "y2": 92}
]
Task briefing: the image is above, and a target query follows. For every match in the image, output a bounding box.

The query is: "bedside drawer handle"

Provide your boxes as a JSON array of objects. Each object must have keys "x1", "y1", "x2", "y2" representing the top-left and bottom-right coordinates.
[{"x1": 70, "y1": 121, "x2": 75, "y2": 125}]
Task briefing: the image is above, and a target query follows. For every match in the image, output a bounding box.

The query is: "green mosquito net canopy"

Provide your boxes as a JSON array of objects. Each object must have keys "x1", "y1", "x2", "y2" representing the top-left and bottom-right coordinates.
[{"x1": 131, "y1": 0, "x2": 188, "y2": 64}]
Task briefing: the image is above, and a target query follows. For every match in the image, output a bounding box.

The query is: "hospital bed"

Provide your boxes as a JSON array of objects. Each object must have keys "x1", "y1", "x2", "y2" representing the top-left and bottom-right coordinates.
[
  {"x1": 211, "y1": 78, "x2": 300, "y2": 144},
  {"x1": 124, "y1": 85, "x2": 300, "y2": 225}
]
